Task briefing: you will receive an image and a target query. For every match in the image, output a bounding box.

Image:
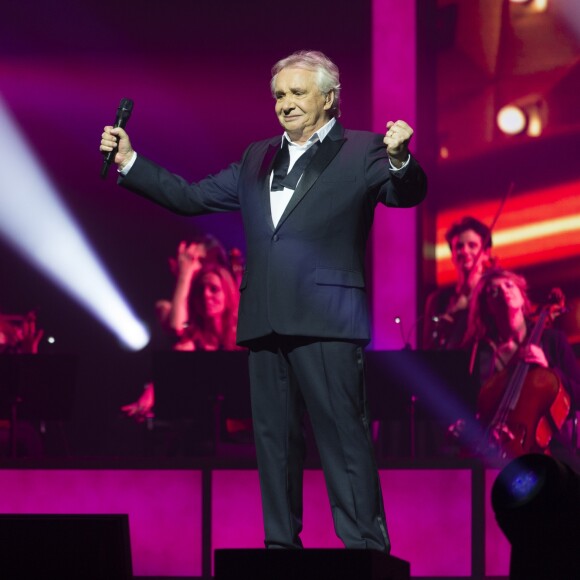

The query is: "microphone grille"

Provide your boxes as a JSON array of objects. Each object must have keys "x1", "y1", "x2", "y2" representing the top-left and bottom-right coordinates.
[{"x1": 119, "y1": 98, "x2": 134, "y2": 112}]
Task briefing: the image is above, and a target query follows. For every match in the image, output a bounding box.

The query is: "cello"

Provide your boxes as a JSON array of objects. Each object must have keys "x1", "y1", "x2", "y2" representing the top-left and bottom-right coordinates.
[{"x1": 476, "y1": 289, "x2": 572, "y2": 459}]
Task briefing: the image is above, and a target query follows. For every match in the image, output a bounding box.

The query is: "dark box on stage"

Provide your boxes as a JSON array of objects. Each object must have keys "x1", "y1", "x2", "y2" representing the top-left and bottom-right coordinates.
[
  {"x1": 0, "y1": 514, "x2": 132, "y2": 579},
  {"x1": 214, "y1": 549, "x2": 410, "y2": 580}
]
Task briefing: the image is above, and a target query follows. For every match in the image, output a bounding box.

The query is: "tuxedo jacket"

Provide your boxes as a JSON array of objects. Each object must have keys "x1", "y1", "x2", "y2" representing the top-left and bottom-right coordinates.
[{"x1": 121, "y1": 122, "x2": 427, "y2": 346}]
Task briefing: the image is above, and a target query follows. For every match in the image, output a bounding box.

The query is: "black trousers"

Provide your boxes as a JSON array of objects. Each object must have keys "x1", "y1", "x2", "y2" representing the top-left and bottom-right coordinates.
[{"x1": 248, "y1": 335, "x2": 390, "y2": 551}]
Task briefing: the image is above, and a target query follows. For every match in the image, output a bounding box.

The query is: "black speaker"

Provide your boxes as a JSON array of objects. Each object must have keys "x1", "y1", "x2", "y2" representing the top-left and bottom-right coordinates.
[
  {"x1": 0, "y1": 514, "x2": 133, "y2": 579},
  {"x1": 214, "y1": 549, "x2": 410, "y2": 580}
]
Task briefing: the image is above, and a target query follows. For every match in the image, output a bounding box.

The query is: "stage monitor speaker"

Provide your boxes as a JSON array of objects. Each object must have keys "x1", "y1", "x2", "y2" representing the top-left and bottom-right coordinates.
[
  {"x1": 0, "y1": 514, "x2": 133, "y2": 580},
  {"x1": 214, "y1": 548, "x2": 410, "y2": 580}
]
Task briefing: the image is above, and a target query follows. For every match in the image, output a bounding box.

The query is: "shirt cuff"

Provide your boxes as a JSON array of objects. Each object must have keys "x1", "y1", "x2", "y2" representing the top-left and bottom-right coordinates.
[
  {"x1": 119, "y1": 151, "x2": 138, "y2": 175},
  {"x1": 388, "y1": 154, "x2": 410, "y2": 172}
]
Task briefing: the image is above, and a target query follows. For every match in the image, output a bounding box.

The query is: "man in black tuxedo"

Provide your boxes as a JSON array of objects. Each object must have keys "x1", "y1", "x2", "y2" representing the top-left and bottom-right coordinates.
[{"x1": 101, "y1": 50, "x2": 427, "y2": 552}]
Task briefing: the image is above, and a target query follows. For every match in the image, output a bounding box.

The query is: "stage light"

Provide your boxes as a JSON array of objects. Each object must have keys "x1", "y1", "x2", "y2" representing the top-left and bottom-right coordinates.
[
  {"x1": 0, "y1": 97, "x2": 150, "y2": 350},
  {"x1": 497, "y1": 95, "x2": 547, "y2": 137},
  {"x1": 491, "y1": 453, "x2": 580, "y2": 579},
  {"x1": 510, "y1": 0, "x2": 548, "y2": 12},
  {"x1": 496, "y1": 105, "x2": 527, "y2": 135}
]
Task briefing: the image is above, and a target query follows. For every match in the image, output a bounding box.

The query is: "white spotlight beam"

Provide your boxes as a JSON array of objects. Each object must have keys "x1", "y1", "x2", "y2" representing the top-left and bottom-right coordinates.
[{"x1": 0, "y1": 96, "x2": 149, "y2": 350}]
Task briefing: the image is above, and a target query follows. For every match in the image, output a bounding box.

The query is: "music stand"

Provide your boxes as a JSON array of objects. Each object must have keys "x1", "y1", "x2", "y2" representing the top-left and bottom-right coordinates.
[
  {"x1": 0, "y1": 354, "x2": 78, "y2": 458},
  {"x1": 151, "y1": 350, "x2": 478, "y2": 458},
  {"x1": 151, "y1": 350, "x2": 252, "y2": 454},
  {"x1": 152, "y1": 350, "x2": 251, "y2": 418},
  {"x1": 364, "y1": 350, "x2": 478, "y2": 458}
]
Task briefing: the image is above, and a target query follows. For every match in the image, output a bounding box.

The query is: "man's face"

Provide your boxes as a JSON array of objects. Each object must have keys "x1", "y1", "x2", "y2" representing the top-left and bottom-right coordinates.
[
  {"x1": 450, "y1": 229, "x2": 489, "y2": 275},
  {"x1": 274, "y1": 67, "x2": 333, "y2": 143}
]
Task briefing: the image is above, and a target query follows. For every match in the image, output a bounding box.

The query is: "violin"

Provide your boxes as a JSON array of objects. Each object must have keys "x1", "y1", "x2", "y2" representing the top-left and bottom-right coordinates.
[
  {"x1": 476, "y1": 288, "x2": 572, "y2": 459},
  {"x1": 427, "y1": 184, "x2": 511, "y2": 352}
]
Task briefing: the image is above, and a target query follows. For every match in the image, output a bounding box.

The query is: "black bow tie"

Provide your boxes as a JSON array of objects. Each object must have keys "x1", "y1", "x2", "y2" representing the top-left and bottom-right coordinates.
[{"x1": 271, "y1": 138, "x2": 320, "y2": 192}]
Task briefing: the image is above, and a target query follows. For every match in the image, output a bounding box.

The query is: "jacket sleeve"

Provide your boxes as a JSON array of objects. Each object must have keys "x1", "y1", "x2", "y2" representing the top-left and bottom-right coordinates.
[
  {"x1": 119, "y1": 154, "x2": 243, "y2": 216},
  {"x1": 363, "y1": 134, "x2": 427, "y2": 208}
]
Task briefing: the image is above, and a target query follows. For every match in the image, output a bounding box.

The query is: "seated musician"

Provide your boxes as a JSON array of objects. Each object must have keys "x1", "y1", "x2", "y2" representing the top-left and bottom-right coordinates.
[
  {"x1": 423, "y1": 216, "x2": 492, "y2": 350},
  {"x1": 0, "y1": 310, "x2": 45, "y2": 457},
  {"x1": 122, "y1": 240, "x2": 243, "y2": 422},
  {"x1": 121, "y1": 239, "x2": 249, "y2": 455},
  {"x1": 0, "y1": 310, "x2": 44, "y2": 354},
  {"x1": 462, "y1": 268, "x2": 580, "y2": 456}
]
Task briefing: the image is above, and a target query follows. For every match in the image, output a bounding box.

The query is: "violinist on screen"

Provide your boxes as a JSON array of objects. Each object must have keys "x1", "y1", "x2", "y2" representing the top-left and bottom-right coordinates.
[
  {"x1": 423, "y1": 216, "x2": 493, "y2": 350},
  {"x1": 464, "y1": 268, "x2": 580, "y2": 457}
]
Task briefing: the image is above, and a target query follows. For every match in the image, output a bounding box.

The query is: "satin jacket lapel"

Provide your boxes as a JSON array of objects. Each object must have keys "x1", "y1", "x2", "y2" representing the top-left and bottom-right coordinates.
[
  {"x1": 275, "y1": 123, "x2": 346, "y2": 231},
  {"x1": 258, "y1": 140, "x2": 281, "y2": 231}
]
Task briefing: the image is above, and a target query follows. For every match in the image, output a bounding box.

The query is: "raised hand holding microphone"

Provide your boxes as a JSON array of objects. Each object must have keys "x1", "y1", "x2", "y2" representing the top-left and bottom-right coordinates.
[{"x1": 100, "y1": 98, "x2": 134, "y2": 178}]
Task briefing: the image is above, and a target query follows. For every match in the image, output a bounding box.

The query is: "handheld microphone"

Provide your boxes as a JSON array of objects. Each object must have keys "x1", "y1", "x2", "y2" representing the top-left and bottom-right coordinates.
[{"x1": 101, "y1": 97, "x2": 134, "y2": 179}]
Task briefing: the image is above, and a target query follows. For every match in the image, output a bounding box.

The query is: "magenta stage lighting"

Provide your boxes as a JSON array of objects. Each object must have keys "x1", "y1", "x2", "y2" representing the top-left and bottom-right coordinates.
[{"x1": 0, "y1": 97, "x2": 149, "y2": 350}]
